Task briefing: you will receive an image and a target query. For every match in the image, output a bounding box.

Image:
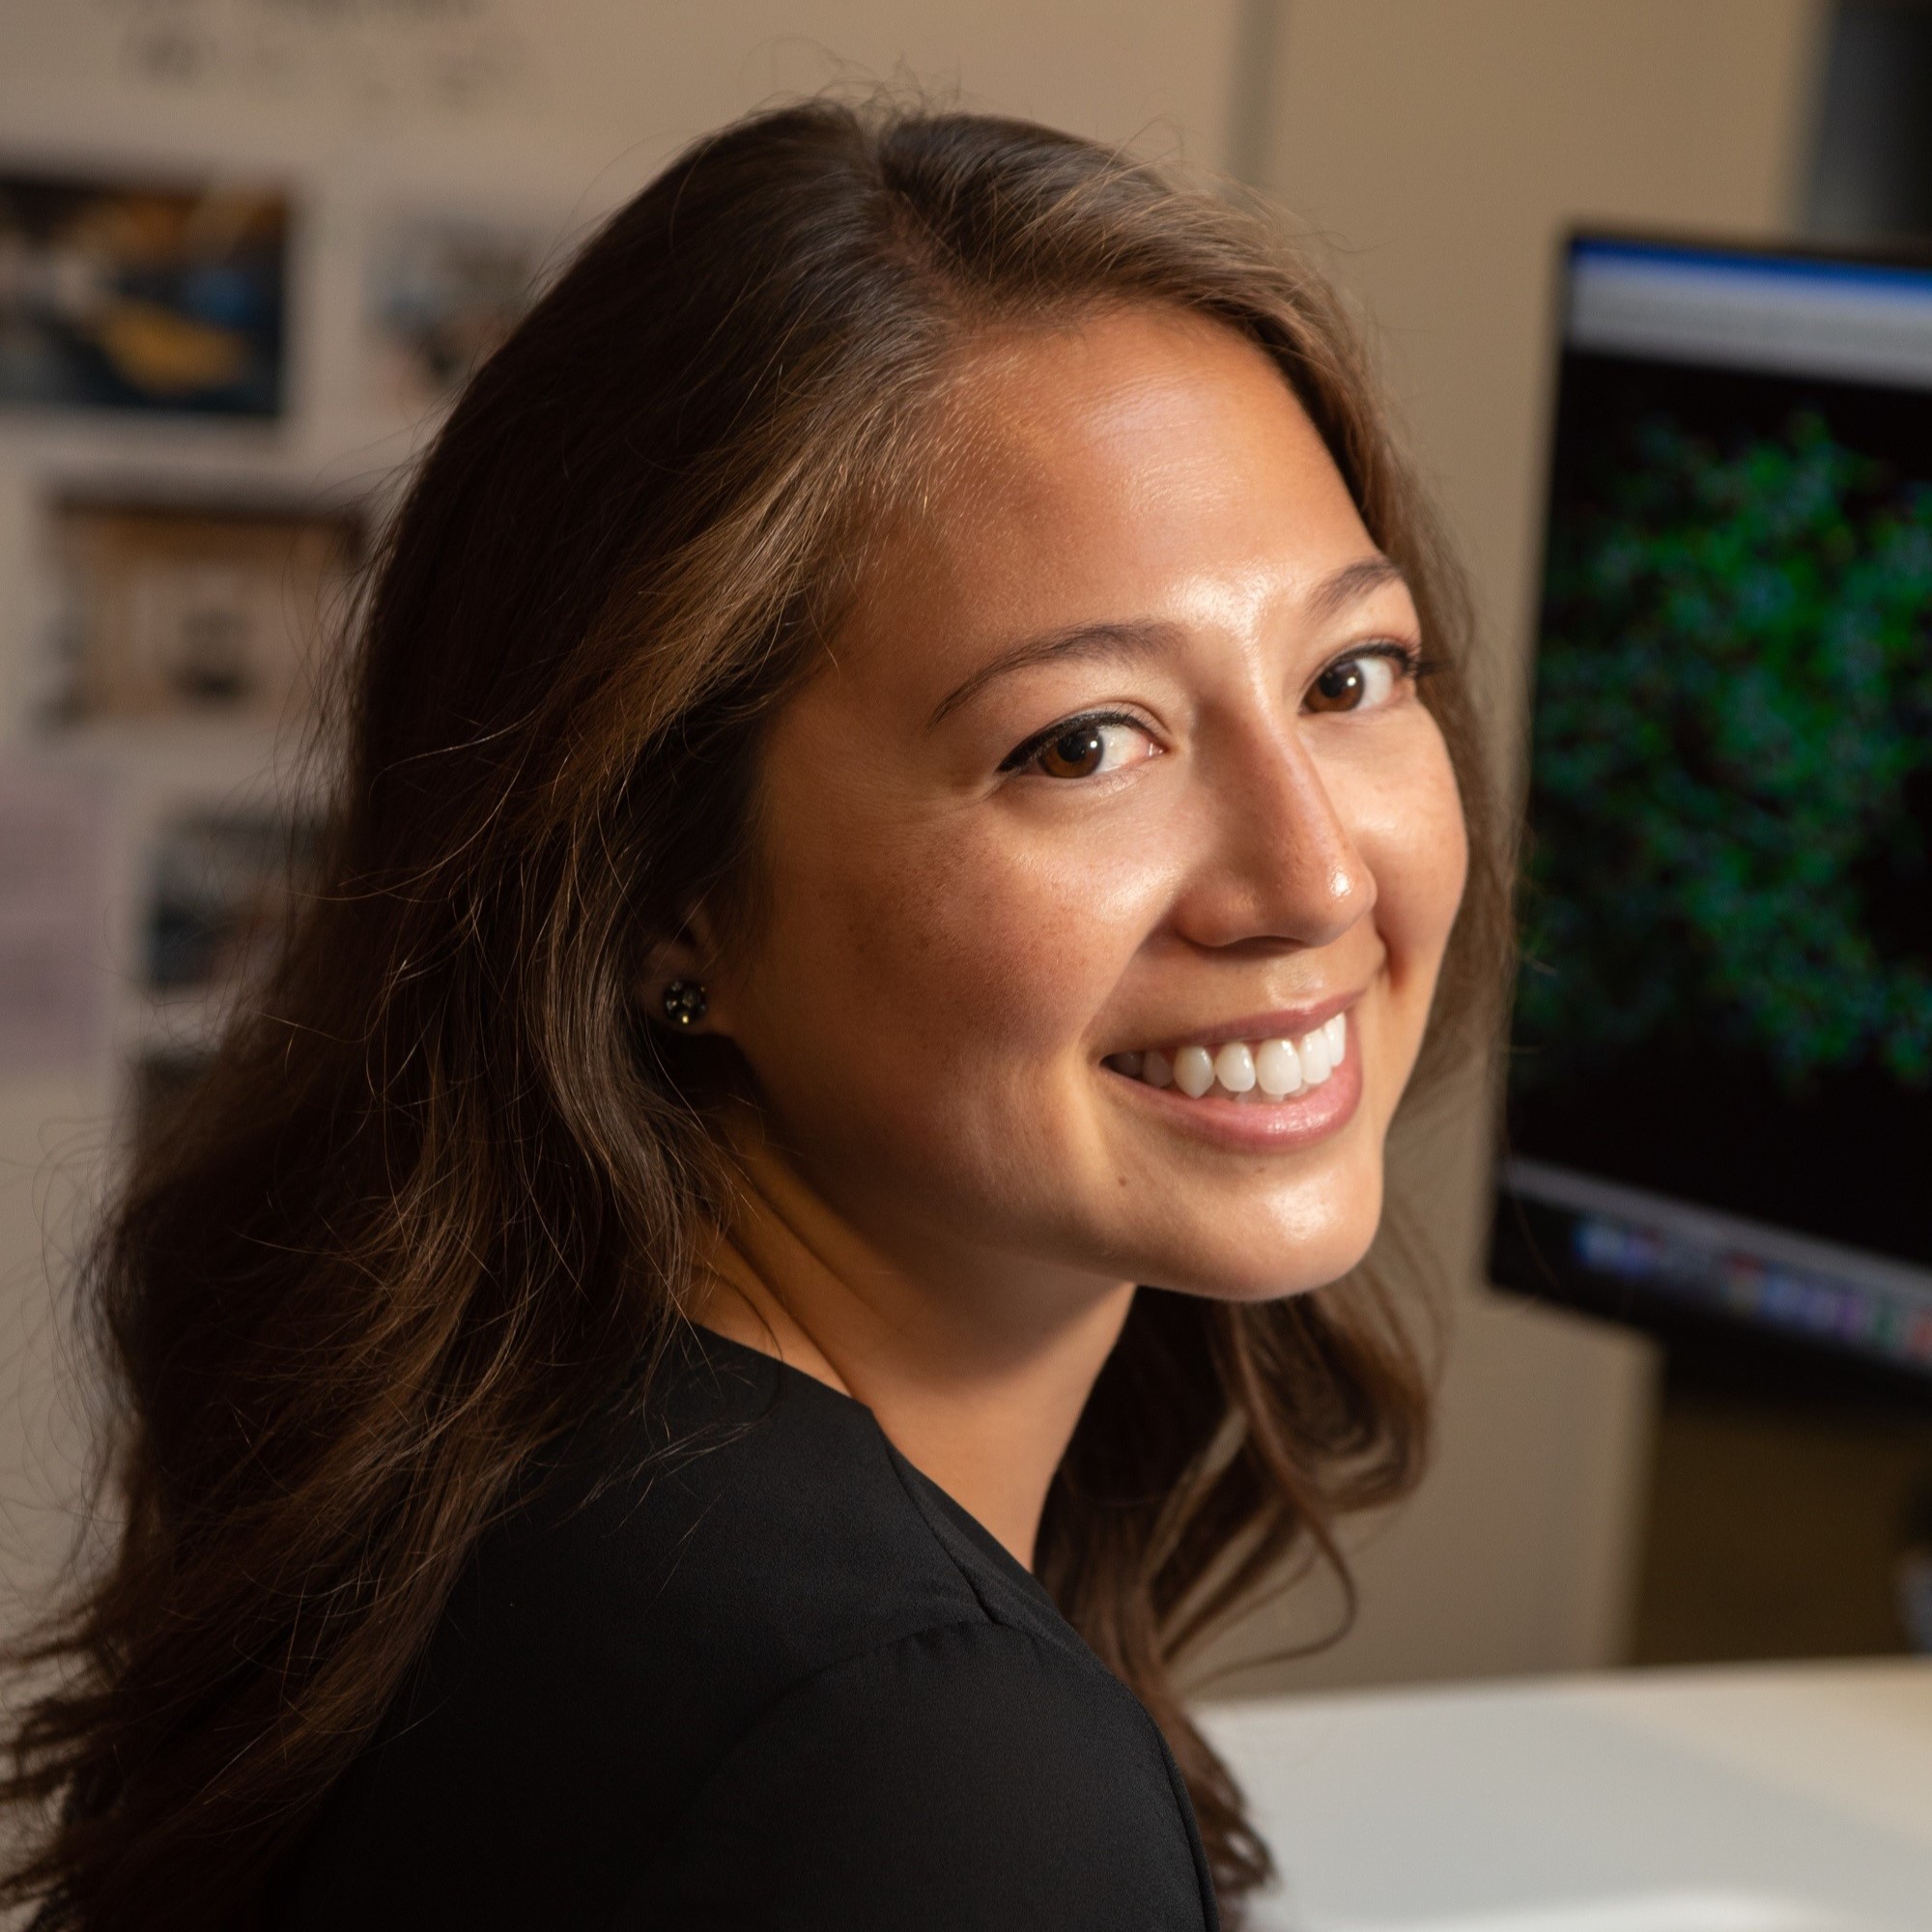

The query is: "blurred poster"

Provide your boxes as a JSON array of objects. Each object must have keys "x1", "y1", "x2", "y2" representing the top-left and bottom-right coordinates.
[
  {"x1": 0, "y1": 765, "x2": 110, "y2": 1077},
  {"x1": 0, "y1": 169, "x2": 288, "y2": 417},
  {"x1": 49, "y1": 498, "x2": 359, "y2": 727},
  {"x1": 145, "y1": 807, "x2": 319, "y2": 992},
  {"x1": 366, "y1": 211, "x2": 554, "y2": 412},
  {"x1": 7, "y1": 0, "x2": 537, "y2": 126}
]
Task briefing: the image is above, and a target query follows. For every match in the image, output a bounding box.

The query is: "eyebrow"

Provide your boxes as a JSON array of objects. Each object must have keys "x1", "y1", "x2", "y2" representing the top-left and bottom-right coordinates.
[
  {"x1": 1306, "y1": 554, "x2": 1409, "y2": 623},
  {"x1": 924, "y1": 554, "x2": 1410, "y2": 728},
  {"x1": 925, "y1": 618, "x2": 1180, "y2": 728}
]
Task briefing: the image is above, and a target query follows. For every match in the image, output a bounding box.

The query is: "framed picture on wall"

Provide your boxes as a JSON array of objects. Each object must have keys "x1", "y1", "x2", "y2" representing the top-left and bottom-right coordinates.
[
  {"x1": 365, "y1": 208, "x2": 556, "y2": 413},
  {"x1": 145, "y1": 806, "x2": 321, "y2": 993},
  {"x1": 47, "y1": 497, "x2": 360, "y2": 727},
  {"x1": 0, "y1": 167, "x2": 289, "y2": 417},
  {"x1": 0, "y1": 760, "x2": 111, "y2": 1078}
]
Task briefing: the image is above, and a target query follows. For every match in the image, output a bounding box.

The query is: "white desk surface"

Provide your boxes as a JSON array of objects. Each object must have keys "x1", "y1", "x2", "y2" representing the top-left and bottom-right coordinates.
[{"x1": 1198, "y1": 1660, "x2": 1932, "y2": 1932}]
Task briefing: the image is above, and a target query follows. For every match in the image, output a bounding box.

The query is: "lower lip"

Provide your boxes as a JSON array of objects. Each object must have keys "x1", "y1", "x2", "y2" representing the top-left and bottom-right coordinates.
[{"x1": 1103, "y1": 1036, "x2": 1364, "y2": 1151}]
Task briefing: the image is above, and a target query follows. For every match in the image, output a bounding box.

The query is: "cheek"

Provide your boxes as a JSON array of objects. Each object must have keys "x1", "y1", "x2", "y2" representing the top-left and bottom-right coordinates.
[
  {"x1": 1342, "y1": 715, "x2": 1468, "y2": 1021},
  {"x1": 732, "y1": 781, "x2": 1166, "y2": 1131}
]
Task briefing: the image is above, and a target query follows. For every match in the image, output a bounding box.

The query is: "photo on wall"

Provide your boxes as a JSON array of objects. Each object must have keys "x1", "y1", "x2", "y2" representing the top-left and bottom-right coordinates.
[
  {"x1": 47, "y1": 497, "x2": 360, "y2": 727},
  {"x1": 0, "y1": 168, "x2": 289, "y2": 417},
  {"x1": 365, "y1": 209, "x2": 557, "y2": 413},
  {"x1": 0, "y1": 760, "x2": 111, "y2": 1079},
  {"x1": 144, "y1": 807, "x2": 321, "y2": 994}
]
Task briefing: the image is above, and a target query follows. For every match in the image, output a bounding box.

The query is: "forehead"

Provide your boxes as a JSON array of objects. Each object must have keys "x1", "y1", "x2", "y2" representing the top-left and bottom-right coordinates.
[{"x1": 843, "y1": 305, "x2": 1377, "y2": 672}]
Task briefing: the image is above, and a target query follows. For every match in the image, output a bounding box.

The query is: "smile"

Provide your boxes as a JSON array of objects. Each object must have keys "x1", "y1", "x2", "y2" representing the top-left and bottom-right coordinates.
[{"x1": 1103, "y1": 1010, "x2": 1347, "y2": 1103}]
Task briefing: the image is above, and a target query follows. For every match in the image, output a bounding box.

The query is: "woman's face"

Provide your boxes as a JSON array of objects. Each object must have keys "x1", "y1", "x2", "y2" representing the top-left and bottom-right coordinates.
[{"x1": 703, "y1": 306, "x2": 1468, "y2": 1307}]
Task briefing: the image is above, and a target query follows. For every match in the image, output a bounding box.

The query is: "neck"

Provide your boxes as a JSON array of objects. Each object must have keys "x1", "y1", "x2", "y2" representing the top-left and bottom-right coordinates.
[{"x1": 690, "y1": 1114, "x2": 1135, "y2": 1570}]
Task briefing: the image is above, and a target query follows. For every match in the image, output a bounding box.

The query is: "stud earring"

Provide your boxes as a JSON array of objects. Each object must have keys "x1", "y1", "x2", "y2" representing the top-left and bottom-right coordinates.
[{"x1": 662, "y1": 979, "x2": 709, "y2": 1029}]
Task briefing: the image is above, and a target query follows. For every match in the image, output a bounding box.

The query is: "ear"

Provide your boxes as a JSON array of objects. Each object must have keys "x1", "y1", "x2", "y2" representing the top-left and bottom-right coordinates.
[{"x1": 643, "y1": 909, "x2": 734, "y2": 1037}]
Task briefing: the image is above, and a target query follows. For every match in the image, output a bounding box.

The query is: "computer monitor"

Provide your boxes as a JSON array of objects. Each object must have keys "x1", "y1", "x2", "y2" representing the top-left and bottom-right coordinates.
[{"x1": 1490, "y1": 232, "x2": 1932, "y2": 1395}]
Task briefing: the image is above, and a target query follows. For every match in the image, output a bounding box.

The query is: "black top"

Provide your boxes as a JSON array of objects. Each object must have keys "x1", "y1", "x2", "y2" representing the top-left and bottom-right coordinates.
[{"x1": 268, "y1": 1326, "x2": 1219, "y2": 1930}]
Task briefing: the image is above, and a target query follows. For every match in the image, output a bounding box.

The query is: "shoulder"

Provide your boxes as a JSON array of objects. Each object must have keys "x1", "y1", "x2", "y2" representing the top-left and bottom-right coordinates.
[
  {"x1": 269, "y1": 1331, "x2": 1007, "y2": 1927},
  {"x1": 630, "y1": 1618, "x2": 1217, "y2": 1931},
  {"x1": 270, "y1": 1330, "x2": 1214, "y2": 1931},
  {"x1": 503, "y1": 1329, "x2": 990, "y2": 1658}
]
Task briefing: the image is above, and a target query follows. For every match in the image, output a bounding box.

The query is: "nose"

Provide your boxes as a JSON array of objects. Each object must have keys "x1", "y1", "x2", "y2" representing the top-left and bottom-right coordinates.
[{"x1": 1168, "y1": 719, "x2": 1376, "y2": 953}]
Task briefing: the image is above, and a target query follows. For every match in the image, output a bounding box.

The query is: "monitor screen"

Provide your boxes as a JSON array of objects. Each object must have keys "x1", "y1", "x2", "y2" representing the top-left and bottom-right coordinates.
[{"x1": 1490, "y1": 233, "x2": 1932, "y2": 1389}]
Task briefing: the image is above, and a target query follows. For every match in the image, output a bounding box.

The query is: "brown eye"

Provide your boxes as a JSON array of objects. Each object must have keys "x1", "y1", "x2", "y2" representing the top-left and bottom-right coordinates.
[
  {"x1": 1036, "y1": 723, "x2": 1109, "y2": 779},
  {"x1": 1305, "y1": 651, "x2": 1406, "y2": 716},
  {"x1": 1002, "y1": 714, "x2": 1155, "y2": 781},
  {"x1": 1308, "y1": 660, "x2": 1368, "y2": 713}
]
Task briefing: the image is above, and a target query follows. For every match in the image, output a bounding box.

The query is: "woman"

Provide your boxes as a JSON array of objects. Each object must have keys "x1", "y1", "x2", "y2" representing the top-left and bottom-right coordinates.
[{"x1": 4, "y1": 100, "x2": 1505, "y2": 1929}]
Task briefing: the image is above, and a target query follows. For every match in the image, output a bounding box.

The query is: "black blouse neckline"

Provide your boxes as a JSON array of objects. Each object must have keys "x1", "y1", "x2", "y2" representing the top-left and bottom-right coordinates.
[{"x1": 687, "y1": 1321, "x2": 1065, "y2": 1617}]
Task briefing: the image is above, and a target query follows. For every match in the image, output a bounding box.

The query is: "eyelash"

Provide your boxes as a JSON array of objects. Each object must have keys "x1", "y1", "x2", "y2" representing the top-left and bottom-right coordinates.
[
  {"x1": 996, "y1": 639, "x2": 1433, "y2": 775},
  {"x1": 997, "y1": 708, "x2": 1150, "y2": 774},
  {"x1": 1344, "y1": 639, "x2": 1432, "y2": 687}
]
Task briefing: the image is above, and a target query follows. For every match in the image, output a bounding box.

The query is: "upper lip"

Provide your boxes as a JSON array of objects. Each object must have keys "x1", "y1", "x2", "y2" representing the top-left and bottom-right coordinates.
[{"x1": 1118, "y1": 987, "x2": 1366, "y2": 1054}]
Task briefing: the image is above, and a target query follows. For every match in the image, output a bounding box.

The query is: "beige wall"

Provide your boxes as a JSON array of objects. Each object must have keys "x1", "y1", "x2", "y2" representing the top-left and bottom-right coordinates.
[{"x1": 0, "y1": 1, "x2": 1825, "y2": 1690}]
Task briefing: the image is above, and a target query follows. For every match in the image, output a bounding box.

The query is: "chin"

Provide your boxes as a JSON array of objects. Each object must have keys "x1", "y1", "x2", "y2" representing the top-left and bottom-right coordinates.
[{"x1": 1130, "y1": 1209, "x2": 1383, "y2": 1305}]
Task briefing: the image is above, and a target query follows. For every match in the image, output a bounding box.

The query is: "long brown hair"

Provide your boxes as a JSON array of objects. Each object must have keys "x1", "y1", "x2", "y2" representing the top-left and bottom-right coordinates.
[{"x1": 3, "y1": 99, "x2": 1509, "y2": 1928}]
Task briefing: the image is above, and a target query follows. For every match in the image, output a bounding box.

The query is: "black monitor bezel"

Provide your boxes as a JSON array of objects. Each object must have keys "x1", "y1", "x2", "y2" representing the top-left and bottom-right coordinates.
[{"x1": 1488, "y1": 222, "x2": 1932, "y2": 1414}]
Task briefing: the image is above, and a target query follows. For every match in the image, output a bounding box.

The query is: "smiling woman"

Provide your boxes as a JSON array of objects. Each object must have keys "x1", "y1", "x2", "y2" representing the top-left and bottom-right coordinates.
[{"x1": 1, "y1": 101, "x2": 1509, "y2": 1932}]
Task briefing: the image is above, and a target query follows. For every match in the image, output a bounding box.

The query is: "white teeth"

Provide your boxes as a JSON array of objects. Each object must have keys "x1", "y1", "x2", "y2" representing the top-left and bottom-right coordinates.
[
  {"x1": 1122, "y1": 1009, "x2": 1350, "y2": 1101},
  {"x1": 1213, "y1": 1041, "x2": 1256, "y2": 1094},
  {"x1": 1255, "y1": 1037, "x2": 1302, "y2": 1095},
  {"x1": 1173, "y1": 1045, "x2": 1215, "y2": 1098},
  {"x1": 1322, "y1": 1011, "x2": 1347, "y2": 1063},
  {"x1": 1298, "y1": 1028, "x2": 1332, "y2": 1084}
]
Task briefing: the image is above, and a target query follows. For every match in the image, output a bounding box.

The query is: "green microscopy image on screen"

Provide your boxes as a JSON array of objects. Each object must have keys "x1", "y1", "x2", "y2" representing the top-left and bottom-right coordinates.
[
  {"x1": 1506, "y1": 349, "x2": 1932, "y2": 1272},
  {"x1": 1519, "y1": 408, "x2": 1932, "y2": 1098}
]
